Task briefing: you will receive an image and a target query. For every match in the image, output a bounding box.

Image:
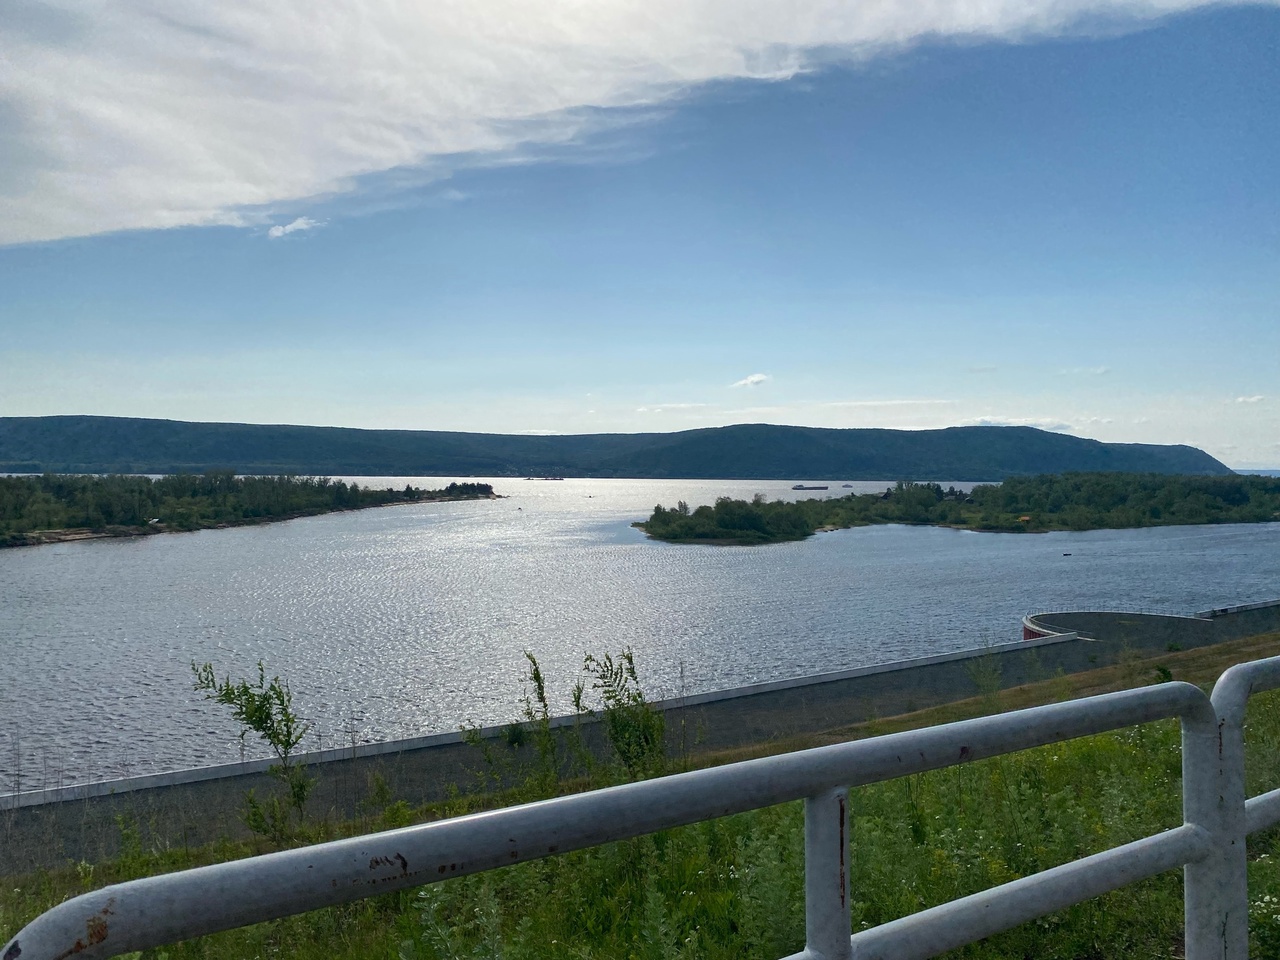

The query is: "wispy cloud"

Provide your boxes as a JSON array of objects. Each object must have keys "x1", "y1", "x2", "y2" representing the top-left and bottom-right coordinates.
[
  {"x1": 636, "y1": 402, "x2": 709, "y2": 413},
  {"x1": 267, "y1": 217, "x2": 322, "y2": 239},
  {"x1": 0, "y1": 0, "x2": 1233, "y2": 245},
  {"x1": 820, "y1": 399, "x2": 951, "y2": 408},
  {"x1": 731, "y1": 373, "x2": 770, "y2": 388},
  {"x1": 1234, "y1": 395, "x2": 1266, "y2": 404},
  {"x1": 1057, "y1": 366, "x2": 1110, "y2": 377}
]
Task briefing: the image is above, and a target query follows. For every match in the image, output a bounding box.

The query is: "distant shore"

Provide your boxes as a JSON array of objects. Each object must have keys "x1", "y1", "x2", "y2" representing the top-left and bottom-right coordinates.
[
  {"x1": 0, "y1": 476, "x2": 498, "y2": 549},
  {"x1": 635, "y1": 474, "x2": 1280, "y2": 545},
  {"x1": 3, "y1": 492, "x2": 499, "y2": 549}
]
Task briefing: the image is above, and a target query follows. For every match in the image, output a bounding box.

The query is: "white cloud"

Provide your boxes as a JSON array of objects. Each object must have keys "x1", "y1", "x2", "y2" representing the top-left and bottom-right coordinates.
[
  {"x1": 0, "y1": 0, "x2": 1244, "y2": 245},
  {"x1": 636, "y1": 402, "x2": 708, "y2": 413},
  {"x1": 1057, "y1": 365, "x2": 1111, "y2": 376},
  {"x1": 731, "y1": 373, "x2": 770, "y2": 388},
  {"x1": 266, "y1": 216, "x2": 321, "y2": 239},
  {"x1": 820, "y1": 398, "x2": 951, "y2": 408},
  {"x1": 1234, "y1": 395, "x2": 1266, "y2": 403}
]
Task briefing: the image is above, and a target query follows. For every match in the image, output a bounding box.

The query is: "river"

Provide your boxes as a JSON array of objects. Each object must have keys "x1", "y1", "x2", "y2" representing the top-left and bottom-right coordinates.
[{"x1": 3, "y1": 477, "x2": 1278, "y2": 793}]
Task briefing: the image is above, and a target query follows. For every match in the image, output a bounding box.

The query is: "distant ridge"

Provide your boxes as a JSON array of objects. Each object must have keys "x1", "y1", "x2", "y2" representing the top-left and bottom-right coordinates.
[{"x1": 0, "y1": 416, "x2": 1233, "y2": 479}]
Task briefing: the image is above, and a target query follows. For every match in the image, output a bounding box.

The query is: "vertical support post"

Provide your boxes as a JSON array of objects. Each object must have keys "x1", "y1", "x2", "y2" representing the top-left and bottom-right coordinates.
[
  {"x1": 1217, "y1": 715, "x2": 1250, "y2": 959},
  {"x1": 1182, "y1": 709, "x2": 1248, "y2": 960},
  {"x1": 804, "y1": 787, "x2": 852, "y2": 960}
]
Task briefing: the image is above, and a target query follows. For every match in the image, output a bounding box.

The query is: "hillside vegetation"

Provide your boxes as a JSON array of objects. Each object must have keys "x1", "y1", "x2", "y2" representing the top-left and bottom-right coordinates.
[
  {"x1": 638, "y1": 473, "x2": 1280, "y2": 543},
  {"x1": 0, "y1": 415, "x2": 1232, "y2": 479}
]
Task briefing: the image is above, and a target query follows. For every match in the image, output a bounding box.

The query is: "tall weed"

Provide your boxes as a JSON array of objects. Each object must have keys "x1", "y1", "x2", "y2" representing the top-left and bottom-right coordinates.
[
  {"x1": 192, "y1": 660, "x2": 315, "y2": 845},
  {"x1": 583, "y1": 648, "x2": 666, "y2": 780}
]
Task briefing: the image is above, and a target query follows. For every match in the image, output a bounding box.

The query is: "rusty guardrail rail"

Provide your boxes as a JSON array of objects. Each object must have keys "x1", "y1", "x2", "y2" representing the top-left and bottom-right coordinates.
[{"x1": 8, "y1": 656, "x2": 1280, "y2": 960}]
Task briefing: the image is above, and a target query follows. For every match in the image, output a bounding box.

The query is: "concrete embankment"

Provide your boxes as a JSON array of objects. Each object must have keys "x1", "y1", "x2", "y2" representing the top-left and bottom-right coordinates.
[
  {"x1": 1023, "y1": 600, "x2": 1280, "y2": 649},
  {"x1": 5, "y1": 598, "x2": 1280, "y2": 874}
]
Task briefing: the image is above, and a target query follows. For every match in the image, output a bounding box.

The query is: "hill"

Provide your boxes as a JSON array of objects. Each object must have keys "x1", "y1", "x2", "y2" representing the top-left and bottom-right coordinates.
[{"x1": 0, "y1": 416, "x2": 1233, "y2": 479}]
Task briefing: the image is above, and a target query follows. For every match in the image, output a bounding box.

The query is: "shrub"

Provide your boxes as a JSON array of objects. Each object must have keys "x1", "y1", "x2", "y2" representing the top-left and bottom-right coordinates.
[{"x1": 192, "y1": 660, "x2": 315, "y2": 844}]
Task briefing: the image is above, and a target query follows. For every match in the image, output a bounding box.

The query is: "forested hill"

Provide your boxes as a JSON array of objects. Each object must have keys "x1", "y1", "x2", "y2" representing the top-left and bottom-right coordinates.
[{"x1": 0, "y1": 416, "x2": 1232, "y2": 479}]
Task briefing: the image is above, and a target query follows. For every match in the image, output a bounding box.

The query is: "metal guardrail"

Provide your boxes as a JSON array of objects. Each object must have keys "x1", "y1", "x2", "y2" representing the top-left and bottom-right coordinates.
[{"x1": 7, "y1": 657, "x2": 1280, "y2": 960}]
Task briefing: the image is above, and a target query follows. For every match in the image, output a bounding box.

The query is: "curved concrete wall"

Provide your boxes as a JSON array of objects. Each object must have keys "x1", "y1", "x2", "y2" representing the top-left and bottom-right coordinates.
[{"x1": 1026, "y1": 599, "x2": 1280, "y2": 652}]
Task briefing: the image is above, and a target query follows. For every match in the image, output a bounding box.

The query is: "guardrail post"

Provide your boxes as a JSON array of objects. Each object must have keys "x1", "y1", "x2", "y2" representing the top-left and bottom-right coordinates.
[
  {"x1": 1182, "y1": 707, "x2": 1248, "y2": 959},
  {"x1": 804, "y1": 788, "x2": 852, "y2": 960},
  {"x1": 1205, "y1": 664, "x2": 1271, "y2": 960},
  {"x1": 1216, "y1": 712, "x2": 1250, "y2": 959}
]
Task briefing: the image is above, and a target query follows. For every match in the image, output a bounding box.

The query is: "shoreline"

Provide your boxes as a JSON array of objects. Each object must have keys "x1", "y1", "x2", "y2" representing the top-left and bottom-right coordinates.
[
  {"x1": 0, "y1": 492, "x2": 499, "y2": 550},
  {"x1": 634, "y1": 475, "x2": 1280, "y2": 545},
  {"x1": 635, "y1": 515, "x2": 1280, "y2": 545}
]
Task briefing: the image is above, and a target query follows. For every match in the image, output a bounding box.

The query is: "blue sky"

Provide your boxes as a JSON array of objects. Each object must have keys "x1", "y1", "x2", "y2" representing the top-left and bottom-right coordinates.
[{"x1": 1, "y1": 2, "x2": 1277, "y2": 466}]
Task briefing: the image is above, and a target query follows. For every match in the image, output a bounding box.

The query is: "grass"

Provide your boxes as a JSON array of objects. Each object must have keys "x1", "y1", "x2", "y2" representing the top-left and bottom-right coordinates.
[{"x1": 6, "y1": 635, "x2": 1280, "y2": 959}]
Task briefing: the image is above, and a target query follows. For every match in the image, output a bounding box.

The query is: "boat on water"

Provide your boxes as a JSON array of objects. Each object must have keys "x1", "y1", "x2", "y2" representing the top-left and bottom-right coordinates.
[{"x1": 791, "y1": 484, "x2": 829, "y2": 491}]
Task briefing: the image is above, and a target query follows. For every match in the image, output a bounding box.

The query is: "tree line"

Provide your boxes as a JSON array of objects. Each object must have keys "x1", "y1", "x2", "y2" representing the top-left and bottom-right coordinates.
[
  {"x1": 0, "y1": 472, "x2": 494, "y2": 545},
  {"x1": 638, "y1": 473, "x2": 1280, "y2": 543}
]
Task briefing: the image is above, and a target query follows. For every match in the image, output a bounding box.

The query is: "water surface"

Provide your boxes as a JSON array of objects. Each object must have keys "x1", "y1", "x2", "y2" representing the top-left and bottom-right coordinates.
[{"x1": 3, "y1": 477, "x2": 1277, "y2": 792}]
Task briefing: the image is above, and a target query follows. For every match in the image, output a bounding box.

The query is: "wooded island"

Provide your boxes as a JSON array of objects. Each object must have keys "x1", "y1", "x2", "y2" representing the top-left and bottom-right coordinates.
[
  {"x1": 636, "y1": 473, "x2": 1280, "y2": 544},
  {"x1": 0, "y1": 473, "x2": 495, "y2": 547}
]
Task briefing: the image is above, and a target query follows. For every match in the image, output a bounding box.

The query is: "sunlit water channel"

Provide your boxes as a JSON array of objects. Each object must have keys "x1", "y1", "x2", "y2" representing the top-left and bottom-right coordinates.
[{"x1": 3, "y1": 476, "x2": 1279, "y2": 793}]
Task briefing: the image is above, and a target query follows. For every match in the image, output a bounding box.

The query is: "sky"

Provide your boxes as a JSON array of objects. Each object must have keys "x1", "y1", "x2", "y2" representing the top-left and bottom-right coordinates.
[{"x1": 1, "y1": 1, "x2": 1277, "y2": 468}]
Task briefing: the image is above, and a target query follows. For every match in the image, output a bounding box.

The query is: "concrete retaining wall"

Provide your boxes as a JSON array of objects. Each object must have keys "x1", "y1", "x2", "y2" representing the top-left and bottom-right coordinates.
[
  {"x1": 1025, "y1": 599, "x2": 1280, "y2": 650},
  {"x1": 4, "y1": 598, "x2": 1278, "y2": 874}
]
